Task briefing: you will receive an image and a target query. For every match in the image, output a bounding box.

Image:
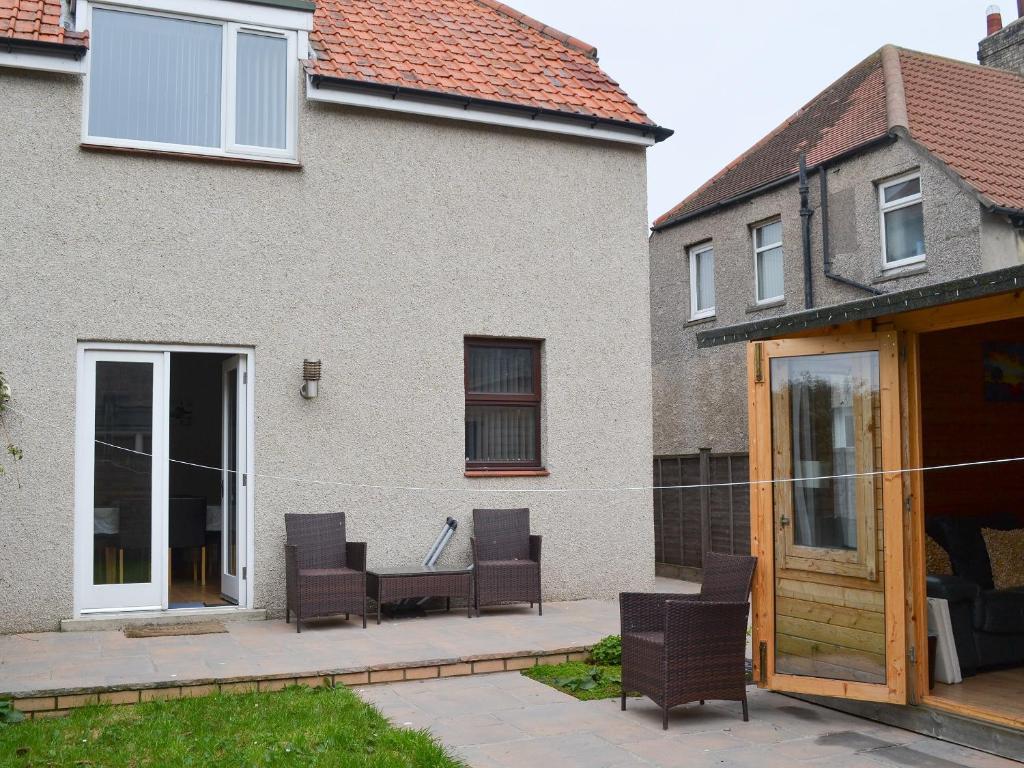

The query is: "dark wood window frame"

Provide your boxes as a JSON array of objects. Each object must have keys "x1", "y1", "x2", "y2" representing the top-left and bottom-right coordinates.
[{"x1": 464, "y1": 337, "x2": 544, "y2": 472}]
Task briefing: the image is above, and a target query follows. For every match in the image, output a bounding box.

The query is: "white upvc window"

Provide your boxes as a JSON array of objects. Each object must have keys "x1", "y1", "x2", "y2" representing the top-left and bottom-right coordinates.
[
  {"x1": 83, "y1": 5, "x2": 298, "y2": 162},
  {"x1": 879, "y1": 173, "x2": 925, "y2": 269},
  {"x1": 753, "y1": 219, "x2": 784, "y2": 303},
  {"x1": 688, "y1": 243, "x2": 715, "y2": 320}
]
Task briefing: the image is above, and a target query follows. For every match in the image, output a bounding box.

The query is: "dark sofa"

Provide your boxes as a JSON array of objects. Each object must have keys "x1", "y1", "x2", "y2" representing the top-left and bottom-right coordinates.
[{"x1": 926, "y1": 514, "x2": 1024, "y2": 676}]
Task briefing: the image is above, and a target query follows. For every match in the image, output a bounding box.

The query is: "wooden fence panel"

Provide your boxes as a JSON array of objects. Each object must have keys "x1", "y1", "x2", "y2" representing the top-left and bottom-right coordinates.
[{"x1": 654, "y1": 453, "x2": 750, "y2": 572}]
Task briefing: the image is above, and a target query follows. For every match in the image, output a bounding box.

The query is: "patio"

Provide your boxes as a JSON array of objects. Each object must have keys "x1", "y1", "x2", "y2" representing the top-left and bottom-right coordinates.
[{"x1": 0, "y1": 579, "x2": 696, "y2": 711}]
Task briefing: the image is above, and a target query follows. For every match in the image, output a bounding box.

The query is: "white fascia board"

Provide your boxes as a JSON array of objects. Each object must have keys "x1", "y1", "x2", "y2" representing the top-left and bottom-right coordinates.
[
  {"x1": 307, "y1": 77, "x2": 656, "y2": 147},
  {"x1": 77, "y1": 0, "x2": 313, "y2": 32},
  {"x1": 0, "y1": 49, "x2": 84, "y2": 74}
]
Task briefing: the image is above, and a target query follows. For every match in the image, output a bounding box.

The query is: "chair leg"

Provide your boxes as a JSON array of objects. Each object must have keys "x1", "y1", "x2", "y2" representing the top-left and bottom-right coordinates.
[
  {"x1": 700, "y1": 700, "x2": 705, "y2": 705},
  {"x1": 538, "y1": 597, "x2": 542, "y2": 616},
  {"x1": 201, "y1": 546, "x2": 206, "y2": 587},
  {"x1": 662, "y1": 706, "x2": 669, "y2": 730},
  {"x1": 741, "y1": 696, "x2": 749, "y2": 722},
  {"x1": 345, "y1": 613, "x2": 349, "y2": 620},
  {"x1": 296, "y1": 617, "x2": 301, "y2": 634},
  {"x1": 285, "y1": 607, "x2": 290, "y2": 624},
  {"x1": 620, "y1": 693, "x2": 626, "y2": 711},
  {"x1": 362, "y1": 596, "x2": 367, "y2": 629}
]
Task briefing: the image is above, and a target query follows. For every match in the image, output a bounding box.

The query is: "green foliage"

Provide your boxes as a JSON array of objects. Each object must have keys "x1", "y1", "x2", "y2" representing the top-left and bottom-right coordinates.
[
  {"x1": 0, "y1": 685, "x2": 462, "y2": 767},
  {"x1": 523, "y1": 661, "x2": 630, "y2": 701},
  {"x1": 0, "y1": 701, "x2": 25, "y2": 725},
  {"x1": 588, "y1": 634, "x2": 622, "y2": 666}
]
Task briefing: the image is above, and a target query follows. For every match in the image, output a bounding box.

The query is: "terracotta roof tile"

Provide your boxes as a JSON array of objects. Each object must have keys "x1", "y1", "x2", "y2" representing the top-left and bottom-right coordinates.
[
  {"x1": 1, "y1": 0, "x2": 85, "y2": 46},
  {"x1": 655, "y1": 45, "x2": 1024, "y2": 228},
  {"x1": 308, "y1": 0, "x2": 655, "y2": 127}
]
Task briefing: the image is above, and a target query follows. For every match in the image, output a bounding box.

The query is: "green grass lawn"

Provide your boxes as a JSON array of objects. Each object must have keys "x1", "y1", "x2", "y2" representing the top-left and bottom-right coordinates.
[
  {"x1": 0, "y1": 685, "x2": 463, "y2": 768},
  {"x1": 522, "y1": 661, "x2": 633, "y2": 701}
]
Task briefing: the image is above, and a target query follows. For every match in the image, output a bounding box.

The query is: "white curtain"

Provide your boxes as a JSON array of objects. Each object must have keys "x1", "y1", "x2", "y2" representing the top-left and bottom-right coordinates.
[
  {"x1": 89, "y1": 9, "x2": 222, "y2": 147},
  {"x1": 694, "y1": 248, "x2": 715, "y2": 311},
  {"x1": 235, "y1": 32, "x2": 288, "y2": 149},
  {"x1": 465, "y1": 406, "x2": 536, "y2": 462}
]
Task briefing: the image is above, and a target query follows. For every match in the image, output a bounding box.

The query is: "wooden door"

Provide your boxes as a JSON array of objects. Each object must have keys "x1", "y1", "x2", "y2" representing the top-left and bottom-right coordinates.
[{"x1": 748, "y1": 333, "x2": 907, "y2": 703}]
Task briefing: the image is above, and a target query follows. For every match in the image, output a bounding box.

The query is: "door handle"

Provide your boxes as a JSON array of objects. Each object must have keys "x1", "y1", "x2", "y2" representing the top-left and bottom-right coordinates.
[{"x1": 779, "y1": 514, "x2": 790, "y2": 528}]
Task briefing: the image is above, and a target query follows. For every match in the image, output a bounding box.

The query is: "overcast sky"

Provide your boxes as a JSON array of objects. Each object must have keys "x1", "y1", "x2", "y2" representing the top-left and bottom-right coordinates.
[{"x1": 510, "y1": 0, "x2": 1000, "y2": 223}]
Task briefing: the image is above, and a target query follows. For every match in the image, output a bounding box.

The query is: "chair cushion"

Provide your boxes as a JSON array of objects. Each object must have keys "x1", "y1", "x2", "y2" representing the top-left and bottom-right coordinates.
[
  {"x1": 299, "y1": 567, "x2": 360, "y2": 578},
  {"x1": 973, "y1": 588, "x2": 1024, "y2": 634},
  {"x1": 925, "y1": 535, "x2": 953, "y2": 576}
]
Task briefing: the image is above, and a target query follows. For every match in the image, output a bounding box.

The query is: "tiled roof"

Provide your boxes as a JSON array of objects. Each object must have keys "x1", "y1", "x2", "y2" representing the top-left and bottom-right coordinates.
[
  {"x1": 654, "y1": 45, "x2": 1024, "y2": 229},
  {"x1": 308, "y1": 0, "x2": 656, "y2": 128},
  {"x1": 1, "y1": 0, "x2": 85, "y2": 46}
]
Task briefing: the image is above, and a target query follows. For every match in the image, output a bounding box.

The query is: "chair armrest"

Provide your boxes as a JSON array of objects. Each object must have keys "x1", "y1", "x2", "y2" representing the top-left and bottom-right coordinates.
[
  {"x1": 285, "y1": 543, "x2": 299, "y2": 574},
  {"x1": 620, "y1": 592, "x2": 675, "y2": 634},
  {"x1": 346, "y1": 542, "x2": 367, "y2": 572},
  {"x1": 470, "y1": 536, "x2": 478, "y2": 568},
  {"x1": 926, "y1": 574, "x2": 980, "y2": 604},
  {"x1": 529, "y1": 535, "x2": 542, "y2": 564}
]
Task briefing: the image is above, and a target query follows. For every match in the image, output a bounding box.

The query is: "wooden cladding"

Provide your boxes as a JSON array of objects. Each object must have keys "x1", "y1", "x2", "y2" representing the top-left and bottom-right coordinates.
[{"x1": 653, "y1": 452, "x2": 750, "y2": 572}]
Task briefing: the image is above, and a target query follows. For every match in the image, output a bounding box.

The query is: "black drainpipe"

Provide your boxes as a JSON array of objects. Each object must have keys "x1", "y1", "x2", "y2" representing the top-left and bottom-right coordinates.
[
  {"x1": 819, "y1": 162, "x2": 884, "y2": 296},
  {"x1": 799, "y1": 154, "x2": 815, "y2": 309}
]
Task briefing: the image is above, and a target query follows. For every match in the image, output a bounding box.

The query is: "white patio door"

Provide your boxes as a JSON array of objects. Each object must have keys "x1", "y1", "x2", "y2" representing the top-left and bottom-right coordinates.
[
  {"x1": 220, "y1": 355, "x2": 247, "y2": 604},
  {"x1": 75, "y1": 350, "x2": 167, "y2": 612}
]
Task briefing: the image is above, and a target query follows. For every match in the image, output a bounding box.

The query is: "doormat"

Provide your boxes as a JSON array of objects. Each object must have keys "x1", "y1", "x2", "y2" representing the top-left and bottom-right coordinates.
[{"x1": 124, "y1": 621, "x2": 228, "y2": 638}]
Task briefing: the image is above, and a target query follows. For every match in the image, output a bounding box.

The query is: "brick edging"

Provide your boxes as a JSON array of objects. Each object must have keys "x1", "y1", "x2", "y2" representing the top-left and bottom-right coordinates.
[{"x1": 8, "y1": 648, "x2": 591, "y2": 719}]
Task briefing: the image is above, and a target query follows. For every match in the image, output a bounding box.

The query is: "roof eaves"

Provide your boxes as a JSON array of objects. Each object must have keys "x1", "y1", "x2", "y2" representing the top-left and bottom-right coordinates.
[
  {"x1": 651, "y1": 132, "x2": 896, "y2": 233},
  {"x1": 1, "y1": 33, "x2": 88, "y2": 57},
  {"x1": 308, "y1": 72, "x2": 674, "y2": 142},
  {"x1": 695, "y1": 264, "x2": 1024, "y2": 348}
]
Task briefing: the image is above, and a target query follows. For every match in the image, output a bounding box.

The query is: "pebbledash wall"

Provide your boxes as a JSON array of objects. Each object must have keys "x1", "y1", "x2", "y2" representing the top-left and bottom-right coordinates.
[
  {"x1": 649, "y1": 134, "x2": 1024, "y2": 458},
  {"x1": 0, "y1": 66, "x2": 655, "y2": 633}
]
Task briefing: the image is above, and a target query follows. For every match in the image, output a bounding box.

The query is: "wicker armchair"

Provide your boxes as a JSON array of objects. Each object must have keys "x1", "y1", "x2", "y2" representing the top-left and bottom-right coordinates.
[
  {"x1": 620, "y1": 552, "x2": 756, "y2": 729},
  {"x1": 284, "y1": 512, "x2": 367, "y2": 632},
  {"x1": 471, "y1": 508, "x2": 542, "y2": 616}
]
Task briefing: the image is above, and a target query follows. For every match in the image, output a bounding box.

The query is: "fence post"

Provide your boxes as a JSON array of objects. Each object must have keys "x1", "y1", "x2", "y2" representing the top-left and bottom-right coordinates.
[{"x1": 698, "y1": 448, "x2": 711, "y2": 564}]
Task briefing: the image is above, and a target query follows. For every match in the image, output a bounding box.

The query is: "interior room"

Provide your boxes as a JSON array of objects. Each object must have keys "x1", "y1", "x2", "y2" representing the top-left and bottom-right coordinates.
[
  {"x1": 167, "y1": 352, "x2": 233, "y2": 608},
  {"x1": 920, "y1": 317, "x2": 1024, "y2": 725}
]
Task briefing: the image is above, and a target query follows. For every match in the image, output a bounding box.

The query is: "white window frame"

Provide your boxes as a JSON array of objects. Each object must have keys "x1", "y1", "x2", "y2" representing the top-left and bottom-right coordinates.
[
  {"x1": 752, "y1": 218, "x2": 785, "y2": 304},
  {"x1": 879, "y1": 172, "x2": 925, "y2": 270},
  {"x1": 688, "y1": 242, "x2": 715, "y2": 320},
  {"x1": 80, "y1": 2, "x2": 299, "y2": 163}
]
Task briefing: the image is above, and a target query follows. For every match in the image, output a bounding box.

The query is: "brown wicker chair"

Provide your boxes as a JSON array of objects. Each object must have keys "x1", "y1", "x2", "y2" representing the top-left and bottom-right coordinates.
[
  {"x1": 285, "y1": 512, "x2": 367, "y2": 632},
  {"x1": 471, "y1": 508, "x2": 541, "y2": 616},
  {"x1": 620, "y1": 552, "x2": 756, "y2": 729}
]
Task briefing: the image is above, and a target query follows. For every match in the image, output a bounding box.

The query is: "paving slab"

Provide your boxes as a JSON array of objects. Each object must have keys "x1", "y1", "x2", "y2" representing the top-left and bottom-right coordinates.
[{"x1": 359, "y1": 672, "x2": 1021, "y2": 768}]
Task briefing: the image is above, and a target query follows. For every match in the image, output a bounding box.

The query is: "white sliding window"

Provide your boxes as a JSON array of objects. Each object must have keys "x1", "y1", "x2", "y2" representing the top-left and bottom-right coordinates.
[
  {"x1": 753, "y1": 219, "x2": 784, "y2": 304},
  {"x1": 689, "y1": 243, "x2": 715, "y2": 320},
  {"x1": 85, "y1": 7, "x2": 297, "y2": 161}
]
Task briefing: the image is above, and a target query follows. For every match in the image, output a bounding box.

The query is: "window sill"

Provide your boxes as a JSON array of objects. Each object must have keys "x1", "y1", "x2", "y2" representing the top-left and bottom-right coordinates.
[
  {"x1": 746, "y1": 298, "x2": 786, "y2": 314},
  {"x1": 874, "y1": 262, "x2": 927, "y2": 283},
  {"x1": 80, "y1": 143, "x2": 302, "y2": 169},
  {"x1": 685, "y1": 314, "x2": 716, "y2": 327},
  {"x1": 465, "y1": 469, "x2": 550, "y2": 478}
]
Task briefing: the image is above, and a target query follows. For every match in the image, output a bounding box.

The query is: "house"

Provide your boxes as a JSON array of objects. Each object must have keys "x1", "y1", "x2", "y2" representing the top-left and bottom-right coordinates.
[
  {"x1": 649, "y1": 5, "x2": 1024, "y2": 758},
  {"x1": 0, "y1": 0, "x2": 670, "y2": 633}
]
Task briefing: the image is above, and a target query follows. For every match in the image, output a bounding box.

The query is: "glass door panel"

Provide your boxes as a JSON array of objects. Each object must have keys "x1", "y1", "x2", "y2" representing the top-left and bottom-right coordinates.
[
  {"x1": 220, "y1": 355, "x2": 246, "y2": 604},
  {"x1": 749, "y1": 333, "x2": 906, "y2": 704},
  {"x1": 77, "y1": 350, "x2": 166, "y2": 612}
]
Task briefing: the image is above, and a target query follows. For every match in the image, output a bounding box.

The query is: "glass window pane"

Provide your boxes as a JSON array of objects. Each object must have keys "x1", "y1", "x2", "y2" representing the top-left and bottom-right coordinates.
[
  {"x1": 467, "y1": 346, "x2": 534, "y2": 394},
  {"x1": 756, "y1": 220, "x2": 782, "y2": 249},
  {"x1": 884, "y1": 203, "x2": 925, "y2": 263},
  {"x1": 693, "y1": 248, "x2": 714, "y2": 312},
  {"x1": 883, "y1": 177, "x2": 920, "y2": 204},
  {"x1": 757, "y1": 245, "x2": 784, "y2": 301},
  {"x1": 88, "y1": 9, "x2": 222, "y2": 148},
  {"x1": 465, "y1": 405, "x2": 537, "y2": 463},
  {"x1": 235, "y1": 32, "x2": 288, "y2": 149},
  {"x1": 93, "y1": 361, "x2": 153, "y2": 585}
]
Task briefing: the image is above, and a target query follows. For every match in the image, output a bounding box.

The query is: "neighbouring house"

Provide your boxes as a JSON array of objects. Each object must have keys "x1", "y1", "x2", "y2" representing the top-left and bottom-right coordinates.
[
  {"x1": 649, "y1": 5, "x2": 1024, "y2": 758},
  {"x1": 0, "y1": 0, "x2": 670, "y2": 633}
]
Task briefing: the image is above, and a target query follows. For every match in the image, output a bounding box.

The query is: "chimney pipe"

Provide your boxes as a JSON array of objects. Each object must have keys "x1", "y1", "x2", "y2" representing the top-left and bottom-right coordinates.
[
  {"x1": 1018, "y1": 0, "x2": 1023, "y2": 20},
  {"x1": 987, "y1": 4, "x2": 1004, "y2": 35}
]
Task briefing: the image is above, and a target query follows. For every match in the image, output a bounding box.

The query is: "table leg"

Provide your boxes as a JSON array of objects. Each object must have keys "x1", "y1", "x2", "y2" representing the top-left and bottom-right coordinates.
[
  {"x1": 377, "y1": 580, "x2": 382, "y2": 625},
  {"x1": 467, "y1": 579, "x2": 472, "y2": 618}
]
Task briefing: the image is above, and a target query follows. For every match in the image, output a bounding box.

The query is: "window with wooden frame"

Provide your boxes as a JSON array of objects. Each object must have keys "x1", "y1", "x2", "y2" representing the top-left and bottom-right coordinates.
[{"x1": 464, "y1": 338, "x2": 542, "y2": 471}]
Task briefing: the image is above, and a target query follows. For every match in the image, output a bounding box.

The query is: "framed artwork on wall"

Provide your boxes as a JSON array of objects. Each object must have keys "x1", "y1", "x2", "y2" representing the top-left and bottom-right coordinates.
[{"x1": 984, "y1": 342, "x2": 1024, "y2": 402}]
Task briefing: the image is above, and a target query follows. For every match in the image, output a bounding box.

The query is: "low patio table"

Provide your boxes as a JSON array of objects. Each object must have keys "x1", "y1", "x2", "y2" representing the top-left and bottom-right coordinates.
[{"x1": 366, "y1": 566, "x2": 473, "y2": 624}]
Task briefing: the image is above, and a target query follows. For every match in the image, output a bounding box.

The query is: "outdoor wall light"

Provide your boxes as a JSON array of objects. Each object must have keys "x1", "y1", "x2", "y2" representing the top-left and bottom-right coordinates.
[{"x1": 300, "y1": 359, "x2": 321, "y2": 400}]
